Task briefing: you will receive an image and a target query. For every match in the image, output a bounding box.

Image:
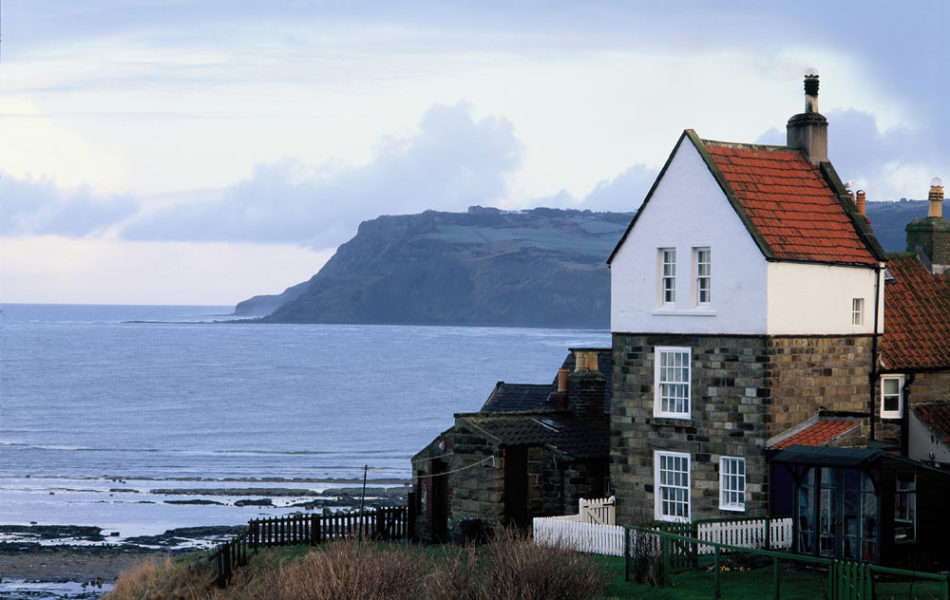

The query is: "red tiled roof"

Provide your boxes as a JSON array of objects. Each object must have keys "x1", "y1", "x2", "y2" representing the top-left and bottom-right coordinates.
[
  {"x1": 881, "y1": 256, "x2": 950, "y2": 370},
  {"x1": 914, "y1": 403, "x2": 950, "y2": 445},
  {"x1": 770, "y1": 419, "x2": 861, "y2": 449},
  {"x1": 703, "y1": 142, "x2": 878, "y2": 265}
]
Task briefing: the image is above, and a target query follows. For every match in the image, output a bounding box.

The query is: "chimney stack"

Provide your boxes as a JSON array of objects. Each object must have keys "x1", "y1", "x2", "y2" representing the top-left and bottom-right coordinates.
[
  {"x1": 856, "y1": 190, "x2": 867, "y2": 217},
  {"x1": 929, "y1": 177, "x2": 944, "y2": 218},
  {"x1": 787, "y1": 69, "x2": 829, "y2": 165},
  {"x1": 906, "y1": 177, "x2": 950, "y2": 275}
]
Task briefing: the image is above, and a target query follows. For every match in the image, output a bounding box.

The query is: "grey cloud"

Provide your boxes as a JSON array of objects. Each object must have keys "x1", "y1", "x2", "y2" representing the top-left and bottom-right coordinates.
[
  {"x1": 121, "y1": 103, "x2": 523, "y2": 248},
  {"x1": 581, "y1": 164, "x2": 658, "y2": 213},
  {"x1": 757, "y1": 108, "x2": 946, "y2": 199},
  {"x1": 0, "y1": 175, "x2": 138, "y2": 236}
]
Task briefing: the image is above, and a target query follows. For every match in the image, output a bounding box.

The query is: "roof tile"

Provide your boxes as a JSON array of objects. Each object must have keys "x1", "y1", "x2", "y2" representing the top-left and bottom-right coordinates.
[
  {"x1": 703, "y1": 143, "x2": 877, "y2": 265},
  {"x1": 881, "y1": 256, "x2": 950, "y2": 370},
  {"x1": 771, "y1": 419, "x2": 861, "y2": 449}
]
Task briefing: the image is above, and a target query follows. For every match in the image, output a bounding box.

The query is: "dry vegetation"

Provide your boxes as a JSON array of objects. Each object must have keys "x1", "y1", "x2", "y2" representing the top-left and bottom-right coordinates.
[{"x1": 105, "y1": 529, "x2": 608, "y2": 600}]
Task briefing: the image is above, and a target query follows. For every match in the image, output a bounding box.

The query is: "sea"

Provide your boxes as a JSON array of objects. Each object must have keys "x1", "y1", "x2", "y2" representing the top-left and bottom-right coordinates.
[{"x1": 0, "y1": 304, "x2": 609, "y2": 596}]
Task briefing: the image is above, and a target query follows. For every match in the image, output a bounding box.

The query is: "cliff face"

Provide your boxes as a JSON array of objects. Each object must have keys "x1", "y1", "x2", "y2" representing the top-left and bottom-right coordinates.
[
  {"x1": 240, "y1": 207, "x2": 631, "y2": 328},
  {"x1": 235, "y1": 201, "x2": 943, "y2": 328}
]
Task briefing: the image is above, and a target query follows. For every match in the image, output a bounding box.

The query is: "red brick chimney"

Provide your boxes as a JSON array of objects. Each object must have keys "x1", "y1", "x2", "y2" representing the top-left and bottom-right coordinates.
[{"x1": 856, "y1": 190, "x2": 867, "y2": 218}]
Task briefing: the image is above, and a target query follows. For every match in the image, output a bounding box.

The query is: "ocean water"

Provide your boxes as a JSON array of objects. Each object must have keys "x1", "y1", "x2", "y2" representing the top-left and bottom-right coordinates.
[{"x1": 0, "y1": 304, "x2": 610, "y2": 542}]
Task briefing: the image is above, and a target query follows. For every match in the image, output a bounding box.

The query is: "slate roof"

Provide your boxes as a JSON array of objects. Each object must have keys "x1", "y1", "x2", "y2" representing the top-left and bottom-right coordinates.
[
  {"x1": 914, "y1": 403, "x2": 950, "y2": 445},
  {"x1": 769, "y1": 418, "x2": 861, "y2": 449},
  {"x1": 460, "y1": 413, "x2": 609, "y2": 459},
  {"x1": 881, "y1": 255, "x2": 950, "y2": 370},
  {"x1": 608, "y1": 130, "x2": 884, "y2": 266},
  {"x1": 481, "y1": 383, "x2": 552, "y2": 413}
]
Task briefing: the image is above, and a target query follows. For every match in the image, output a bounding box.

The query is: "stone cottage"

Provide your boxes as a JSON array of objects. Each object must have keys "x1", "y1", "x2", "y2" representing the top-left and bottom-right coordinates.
[{"x1": 411, "y1": 348, "x2": 611, "y2": 542}]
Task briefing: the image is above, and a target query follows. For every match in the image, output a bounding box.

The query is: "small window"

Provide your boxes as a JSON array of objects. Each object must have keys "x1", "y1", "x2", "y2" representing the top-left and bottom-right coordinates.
[
  {"x1": 659, "y1": 248, "x2": 676, "y2": 305},
  {"x1": 851, "y1": 298, "x2": 864, "y2": 325},
  {"x1": 881, "y1": 375, "x2": 904, "y2": 419},
  {"x1": 654, "y1": 346, "x2": 690, "y2": 419},
  {"x1": 894, "y1": 473, "x2": 916, "y2": 542},
  {"x1": 655, "y1": 451, "x2": 690, "y2": 522},
  {"x1": 719, "y1": 457, "x2": 745, "y2": 511},
  {"x1": 694, "y1": 247, "x2": 711, "y2": 305}
]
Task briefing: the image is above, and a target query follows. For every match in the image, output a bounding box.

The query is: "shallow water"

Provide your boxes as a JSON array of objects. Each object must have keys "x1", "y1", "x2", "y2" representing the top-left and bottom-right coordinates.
[{"x1": 1, "y1": 304, "x2": 609, "y2": 541}]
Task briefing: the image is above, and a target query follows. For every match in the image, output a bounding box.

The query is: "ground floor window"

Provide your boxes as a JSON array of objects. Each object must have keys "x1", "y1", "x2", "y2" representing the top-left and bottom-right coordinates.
[
  {"x1": 719, "y1": 456, "x2": 745, "y2": 511},
  {"x1": 654, "y1": 450, "x2": 690, "y2": 522},
  {"x1": 894, "y1": 472, "x2": 916, "y2": 542},
  {"x1": 795, "y1": 466, "x2": 879, "y2": 562}
]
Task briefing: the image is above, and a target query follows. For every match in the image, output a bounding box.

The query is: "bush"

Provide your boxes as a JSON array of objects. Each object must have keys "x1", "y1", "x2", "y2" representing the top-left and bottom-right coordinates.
[
  {"x1": 109, "y1": 533, "x2": 608, "y2": 600},
  {"x1": 106, "y1": 556, "x2": 213, "y2": 600}
]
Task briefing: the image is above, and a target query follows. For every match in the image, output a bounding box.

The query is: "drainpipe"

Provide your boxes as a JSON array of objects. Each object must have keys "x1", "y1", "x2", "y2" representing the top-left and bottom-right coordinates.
[{"x1": 869, "y1": 264, "x2": 882, "y2": 441}]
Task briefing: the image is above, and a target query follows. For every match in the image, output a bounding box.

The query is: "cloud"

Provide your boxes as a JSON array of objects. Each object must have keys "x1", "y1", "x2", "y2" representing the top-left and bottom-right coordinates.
[
  {"x1": 757, "y1": 108, "x2": 946, "y2": 200},
  {"x1": 582, "y1": 164, "x2": 658, "y2": 213},
  {"x1": 121, "y1": 103, "x2": 523, "y2": 249},
  {"x1": 0, "y1": 175, "x2": 138, "y2": 236}
]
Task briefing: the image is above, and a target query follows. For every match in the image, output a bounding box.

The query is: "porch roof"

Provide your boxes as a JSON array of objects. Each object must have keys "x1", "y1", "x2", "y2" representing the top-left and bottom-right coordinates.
[{"x1": 770, "y1": 445, "x2": 883, "y2": 468}]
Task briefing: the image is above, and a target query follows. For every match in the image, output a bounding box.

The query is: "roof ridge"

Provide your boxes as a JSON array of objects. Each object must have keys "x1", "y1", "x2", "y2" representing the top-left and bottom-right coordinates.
[{"x1": 701, "y1": 138, "x2": 800, "y2": 152}]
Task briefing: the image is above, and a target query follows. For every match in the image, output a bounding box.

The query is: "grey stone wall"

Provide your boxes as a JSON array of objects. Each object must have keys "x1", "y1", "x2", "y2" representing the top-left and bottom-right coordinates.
[
  {"x1": 610, "y1": 334, "x2": 772, "y2": 525},
  {"x1": 610, "y1": 333, "x2": 873, "y2": 525}
]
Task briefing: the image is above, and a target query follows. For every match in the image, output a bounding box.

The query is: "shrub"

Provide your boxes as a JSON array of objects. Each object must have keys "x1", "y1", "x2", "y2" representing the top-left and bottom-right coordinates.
[{"x1": 106, "y1": 556, "x2": 214, "y2": 600}]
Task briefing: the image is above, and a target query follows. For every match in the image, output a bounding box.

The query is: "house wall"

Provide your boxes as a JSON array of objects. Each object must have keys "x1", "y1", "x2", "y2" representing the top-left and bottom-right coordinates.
[
  {"x1": 610, "y1": 139, "x2": 768, "y2": 336},
  {"x1": 908, "y1": 411, "x2": 950, "y2": 466},
  {"x1": 611, "y1": 332, "x2": 873, "y2": 525},
  {"x1": 766, "y1": 336, "x2": 874, "y2": 436},
  {"x1": 610, "y1": 333, "x2": 772, "y2": 525},
  {"x1": 447, "y1": 424, "x2": 504, "y2": 534},
  {"x1": 766, "y1": 262, "x2": 882, "y2": 335}
]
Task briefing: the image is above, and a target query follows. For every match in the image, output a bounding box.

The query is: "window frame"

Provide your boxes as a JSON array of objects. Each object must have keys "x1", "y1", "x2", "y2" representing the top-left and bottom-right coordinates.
[
  {"x1": 851, "y1": 298, "x2": 865, "y2": 326},
  {"x1": 880, "y1": 374, "x2": 904, "y2": 419},
  {"x1": 653, "y1": 346, "x2": 691, "y2": 419},
  {"x1": 693, "y1": 246, "x2": 711, "y2": 307},
  {"x1": 654, "y1": 450, "x2": 691, "y2": 522},
  {"x1": 658, "y1": 247, "x2": 676, "y2": 306},
  {"x1": 894, "y1": 472, "x2": 916, "y2": 543},
  {"x1": 719, "y1": 456, "x2": 746, "y2": 512}
]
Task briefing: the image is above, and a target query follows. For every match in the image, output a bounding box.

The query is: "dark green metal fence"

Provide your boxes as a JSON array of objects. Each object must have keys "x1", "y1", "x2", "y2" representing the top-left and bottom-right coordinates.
[{"x1": 624, "y1": 525, "x2": 949, "y2": 600}]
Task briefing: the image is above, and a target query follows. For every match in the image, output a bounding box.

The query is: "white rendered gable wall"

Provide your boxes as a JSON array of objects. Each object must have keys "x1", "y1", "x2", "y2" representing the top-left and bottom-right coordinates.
[
  {"x1": 610, "y1": 136, "x2": 883, "y2": 336},
  {"x1": 610, "y1": 139, "x2": 768, "y2": 335}
]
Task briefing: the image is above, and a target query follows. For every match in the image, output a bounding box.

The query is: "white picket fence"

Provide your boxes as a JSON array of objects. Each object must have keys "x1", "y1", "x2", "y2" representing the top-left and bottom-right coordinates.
[
  {"x1": 533, "y1": 502, "x2": 792, "y2": 558},
  {"x1": 696, "y1": 517, "x2": 792, "y2": 553},
  {"x1": 533, "y1": 515, "x2": 626, "y2": 556}
]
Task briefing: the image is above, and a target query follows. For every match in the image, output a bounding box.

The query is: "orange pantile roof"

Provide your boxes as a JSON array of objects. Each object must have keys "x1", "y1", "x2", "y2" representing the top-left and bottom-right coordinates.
[
  {"x1": 881, "y1": 255, "x2": 950, "y2": 370},
  {"x1": 770, "y1": 419, "x2": 861, "y2": 449},
  {"x1": 703, "y1": 141, "x2": 879, "y2": 265}
]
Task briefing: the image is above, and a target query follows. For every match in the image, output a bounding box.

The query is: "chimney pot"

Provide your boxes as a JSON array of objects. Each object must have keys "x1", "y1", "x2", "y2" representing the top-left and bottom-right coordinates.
[
  {"x1": 929, "y1": 179, "x2": 944, "y2": 219},
  {"x1": 787, "y1": 72, "x2": 828, "y2": 165},
  {"x1": 856, "y1": 190, "x2": 867, "y2": 217},
  {"x1": 557, "y1": 369, "x2": 569, "y2": 393}
]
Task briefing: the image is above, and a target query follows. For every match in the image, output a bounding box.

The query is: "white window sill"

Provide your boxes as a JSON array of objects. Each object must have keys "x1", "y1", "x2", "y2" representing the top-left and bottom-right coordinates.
[
  {"x1": 652, "y1": 413, "x2": 691, "y2": 421},
  {"x1": 652, "y1": 308, "x2": 717, "y2": 317},
  {"x1": 881, "y1": 413, "x2": 903, "y2": 420},
  {"x1": 719, "y1": 505, "x2": 746, "y2": 512}
]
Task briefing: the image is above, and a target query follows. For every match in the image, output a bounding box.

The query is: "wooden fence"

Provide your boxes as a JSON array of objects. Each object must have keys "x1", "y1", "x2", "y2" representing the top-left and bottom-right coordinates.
[
  {"x1": 533, "y1": 516, "x2": 625, "y2": 556},
  {"x1": 210, "y1": 507, "x2": 411, "y2": 586}
]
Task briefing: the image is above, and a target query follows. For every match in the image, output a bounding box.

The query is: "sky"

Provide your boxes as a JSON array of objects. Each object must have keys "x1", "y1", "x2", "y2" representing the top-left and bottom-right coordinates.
[{"x1": 2, "y1": 0, "x2": 948, "y2": 305}]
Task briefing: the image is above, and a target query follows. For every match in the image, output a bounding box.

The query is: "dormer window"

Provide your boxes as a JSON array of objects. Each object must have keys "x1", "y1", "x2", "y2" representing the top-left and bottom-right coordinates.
[
  {"x1": 694, "y1": 247, "x2": 711, "y2": 306},
  {"x1": 659, "y1": 248, "x2": 676, "y2": 305}
]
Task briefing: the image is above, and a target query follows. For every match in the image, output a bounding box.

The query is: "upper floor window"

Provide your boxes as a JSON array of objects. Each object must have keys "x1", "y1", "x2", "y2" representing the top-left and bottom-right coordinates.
[
  {"x1": 654, "y1": 346, "x2": 690, "y2": 418},
  {"x1": 655, "y1": 450, "x2": 690, "y2": 522},
  {"x1": 694, "y1": 247, "x2": 711, "y2": 306},
  {"x1": 719, "y1": 456, "x2": 746, "y2": 511},
  {"x1": 852, "y1": 298, "x2": 865, "y2": 326},
  {"x1": 881, "y1": 375, "x2": 904, "y2": 419},
  {"x1": 659, "y1": 248, "x2": 676, "y2": 305}
]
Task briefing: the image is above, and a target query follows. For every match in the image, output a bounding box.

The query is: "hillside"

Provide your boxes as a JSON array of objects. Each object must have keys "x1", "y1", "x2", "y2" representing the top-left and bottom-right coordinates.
[
  {"x1": 235, "y1": 200, "x2": 945, "y2": 328},
  {"x1": 237, "y1": 207, "x2": 631, "y2": 328}
]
